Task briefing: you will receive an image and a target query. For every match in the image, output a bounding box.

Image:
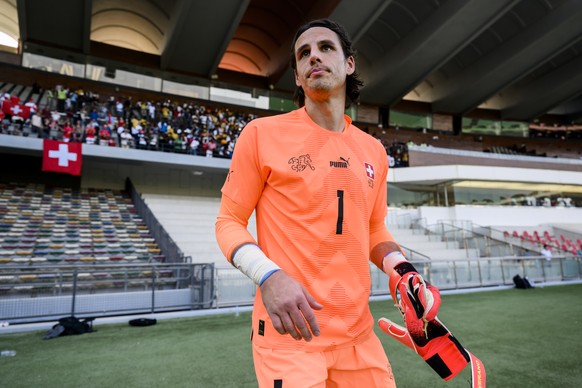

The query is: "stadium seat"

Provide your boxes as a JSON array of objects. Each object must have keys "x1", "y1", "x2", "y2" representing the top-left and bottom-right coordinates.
[
  {"x1": 19, "y1": 274, "x2": 37, "y2": 282},
  {"x1": 0, "y1": 183, "x2": 166, "y2": 297}
]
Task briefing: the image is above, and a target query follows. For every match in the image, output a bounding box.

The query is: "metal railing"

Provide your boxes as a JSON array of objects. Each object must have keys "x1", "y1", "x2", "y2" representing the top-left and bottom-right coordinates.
[
  {"x1": 0, "y1": 262, "x2": 214, "y2": 323},
  {"x1": 424, "y1": 220, "x2": 538, "y2": 259},
  {"x1": 1, "y1": 256, "x2": 580, "y2": 324},
  {"x1": 214, "y1": 255, "x2": 582, "y2": 307}
]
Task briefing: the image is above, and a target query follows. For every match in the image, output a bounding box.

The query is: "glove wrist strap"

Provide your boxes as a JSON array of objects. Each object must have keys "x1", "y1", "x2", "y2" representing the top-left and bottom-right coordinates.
[
  {"x1": 469, "y1": 352, "x2": 486, "y2": 388},
  {"x1": 384, "y1": 252, "x2": 417, "y2": 303}
]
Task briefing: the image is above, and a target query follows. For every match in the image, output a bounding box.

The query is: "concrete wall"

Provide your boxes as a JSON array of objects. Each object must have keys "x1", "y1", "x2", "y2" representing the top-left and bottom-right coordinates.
[{"x1": 418, "y1": 205, "x2": 582, "y2": 228}]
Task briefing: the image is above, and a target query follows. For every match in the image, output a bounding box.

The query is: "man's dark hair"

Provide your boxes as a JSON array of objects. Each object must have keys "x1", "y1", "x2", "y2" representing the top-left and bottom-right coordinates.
[{"x1": 290, "y1": 18, "x2": 363, "y2": 109}]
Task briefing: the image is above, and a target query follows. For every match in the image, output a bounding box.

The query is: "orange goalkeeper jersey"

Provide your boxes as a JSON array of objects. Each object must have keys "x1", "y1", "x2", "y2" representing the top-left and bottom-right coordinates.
[{"x1": 218, "y1": 107, "x2": 393, "y2": 352}]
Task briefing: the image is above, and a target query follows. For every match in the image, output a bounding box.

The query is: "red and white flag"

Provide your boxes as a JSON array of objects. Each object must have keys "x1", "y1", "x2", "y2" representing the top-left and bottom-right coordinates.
[
  {"x1": 42, "y1": 140, "x2": 83, "y2": 176},
  {"x1": 11, "y1": 103, "x2": 31, "y2": 119},
  {"x1": 1, "y1": 100, "x2": 31, "y2": 119},
  {"x1": 364, "y1": 162, "x2": 375, "y2": 180}
]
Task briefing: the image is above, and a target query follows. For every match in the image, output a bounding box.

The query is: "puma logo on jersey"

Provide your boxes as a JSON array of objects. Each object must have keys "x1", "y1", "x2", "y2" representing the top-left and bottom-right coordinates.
[
  {"x1": 330, "y1": 156, "x2": 350, "y2": 168},
  {"x1": 289, "y1": 154, "x2": 315, "y2": 172}
]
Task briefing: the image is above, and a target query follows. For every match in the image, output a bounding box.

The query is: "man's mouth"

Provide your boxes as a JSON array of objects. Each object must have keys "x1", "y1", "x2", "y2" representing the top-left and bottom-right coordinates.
[{"x1": 309, "y1": 68, "x2": 327, "y2": 77}]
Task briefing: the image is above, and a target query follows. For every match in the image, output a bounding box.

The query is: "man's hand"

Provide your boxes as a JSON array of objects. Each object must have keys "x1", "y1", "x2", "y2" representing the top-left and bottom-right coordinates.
[{"x1": 260, "y1": 270, "x2": 322, "y2": 341}]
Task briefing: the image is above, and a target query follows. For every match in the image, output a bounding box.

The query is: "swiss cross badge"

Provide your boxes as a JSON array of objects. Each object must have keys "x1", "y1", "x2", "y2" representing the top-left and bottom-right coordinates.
[
  {"x1": 364, "y1": 162, "x2": 375, "y2": 180},
  {"x1": 364, "y1": 162, "x2": 375, "y2": 188}
]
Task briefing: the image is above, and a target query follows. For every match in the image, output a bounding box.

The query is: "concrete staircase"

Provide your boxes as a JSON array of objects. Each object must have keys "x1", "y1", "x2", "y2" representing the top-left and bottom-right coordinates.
[
  {"x1": 388, "y1": 225, "x2": 480, "y2": 260},
  {"x1": 142, "y1": 194, "x2": 251, "y2": 267}
]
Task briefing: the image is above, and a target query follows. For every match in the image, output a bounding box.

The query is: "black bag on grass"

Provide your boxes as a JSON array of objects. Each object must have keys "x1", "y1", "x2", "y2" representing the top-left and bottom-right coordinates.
[
  {"x1": 129, "y1": 318, "x2": 157, "y2": 327},
  {"x1": 513, "y1": 274, "x2": 533, "y2": 289},
  {"x1": 43, "y1": 316, "x2": 95, "y2": 340}
]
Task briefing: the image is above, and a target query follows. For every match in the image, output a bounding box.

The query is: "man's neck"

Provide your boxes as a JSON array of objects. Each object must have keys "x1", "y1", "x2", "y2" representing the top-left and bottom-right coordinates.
[{"x1": 304, "y1": 96, "x2": 346, "y2": 133}]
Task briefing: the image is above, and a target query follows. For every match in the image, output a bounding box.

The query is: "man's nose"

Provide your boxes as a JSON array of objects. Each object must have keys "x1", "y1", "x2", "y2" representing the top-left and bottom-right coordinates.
[{"x1": 309, "y1": 51, "x2": 321, "y2": 63}]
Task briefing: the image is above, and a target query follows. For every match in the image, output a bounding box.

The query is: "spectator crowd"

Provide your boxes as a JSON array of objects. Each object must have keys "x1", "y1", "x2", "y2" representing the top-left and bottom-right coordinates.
[{"x1": 1, "y1": 84, "x2": 259, "y2": 159}]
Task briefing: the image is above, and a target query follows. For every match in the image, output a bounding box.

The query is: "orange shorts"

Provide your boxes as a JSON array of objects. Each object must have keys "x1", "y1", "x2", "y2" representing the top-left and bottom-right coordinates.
[{"x1": 252, "y1": 333, "x2": 395, "y2": 388}]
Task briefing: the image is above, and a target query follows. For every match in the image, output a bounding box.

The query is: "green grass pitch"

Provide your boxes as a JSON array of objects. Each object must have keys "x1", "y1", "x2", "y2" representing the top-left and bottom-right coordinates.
[{"x1": 1, "y1": 283, "x2": 581, "y2": 387}]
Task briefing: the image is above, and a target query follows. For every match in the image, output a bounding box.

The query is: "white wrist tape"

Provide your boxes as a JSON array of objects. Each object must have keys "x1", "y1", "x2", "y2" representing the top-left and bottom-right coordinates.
[
  {"x1": 382, "y1": 251, "x2": 406, "y2": 273},
  {"x1": 232, "y1": 244, "x2": 281, "y2": 286}
]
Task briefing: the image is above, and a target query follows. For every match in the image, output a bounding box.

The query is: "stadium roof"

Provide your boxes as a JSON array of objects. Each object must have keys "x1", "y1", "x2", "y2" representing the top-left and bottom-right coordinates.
[{"x1": 3, "y1": 0, "x2": 582, "y2": 122}]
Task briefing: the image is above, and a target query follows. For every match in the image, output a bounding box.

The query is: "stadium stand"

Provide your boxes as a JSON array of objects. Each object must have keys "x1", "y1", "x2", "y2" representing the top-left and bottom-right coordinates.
[
  {"x1": 0, "y1": 182, "x2": 168, "y2": 296},
  {"x1": 502, "y1": 228, "x2": 582, "y2": 257},
  {"x1": 1, "y1": 79, "x2": 256, "y2": 159}
]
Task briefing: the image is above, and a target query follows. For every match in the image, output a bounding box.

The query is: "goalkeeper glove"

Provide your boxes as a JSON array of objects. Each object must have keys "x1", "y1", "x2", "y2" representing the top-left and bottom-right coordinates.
[
  {"x1": 379, "y1": 254, "x2": 486, "y2": 387},
  {"x1": 386, "y1": 255, "x2": 441, "y2": 322},
  {"x1": 378, "y1": 316, "x2": 486, "y2": 387}
]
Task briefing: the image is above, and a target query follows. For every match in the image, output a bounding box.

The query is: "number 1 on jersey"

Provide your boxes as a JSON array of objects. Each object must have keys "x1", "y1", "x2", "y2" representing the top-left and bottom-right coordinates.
[{"x1": 336, "y1": 190, "x2": 344, "y2": 234}]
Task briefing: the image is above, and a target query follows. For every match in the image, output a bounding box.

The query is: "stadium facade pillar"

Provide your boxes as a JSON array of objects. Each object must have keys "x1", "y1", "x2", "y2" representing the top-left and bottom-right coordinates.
[
  {"x1": 452, "y1": 115, "x2": 462, "y2": 135},
  {"x1": 380, "y1": 107, "x2": 389, "y2": 129}
]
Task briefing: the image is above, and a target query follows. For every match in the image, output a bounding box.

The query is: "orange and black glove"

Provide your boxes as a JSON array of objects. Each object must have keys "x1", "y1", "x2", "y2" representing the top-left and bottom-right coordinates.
[{"x1": 379, "y1": 259, "x2": 486, "y2": 387}]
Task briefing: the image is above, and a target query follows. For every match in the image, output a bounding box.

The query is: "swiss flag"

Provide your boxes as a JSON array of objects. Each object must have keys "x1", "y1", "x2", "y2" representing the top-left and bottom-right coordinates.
[
  {"x1": 11, "y1": 103, "x2": 31, "y2": 119},
  {"x1": 364, "y1": 162, "x2": 375, "y2": 180},
  {"x1": 42, "y1": 140, "x2": 83, "y2": 176},
  {"x1": 1, "y1": 100, "x2": 31, "y2": 119}
]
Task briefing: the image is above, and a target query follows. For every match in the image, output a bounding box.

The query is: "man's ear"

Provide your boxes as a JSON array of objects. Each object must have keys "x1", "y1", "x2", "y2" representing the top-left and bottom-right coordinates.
[
  {"x1": 346, "y1": 56, "x2": 355, "y2": 76},
  {"x1": 294, "y1": 70, "x2": 301, "y2": 86}
]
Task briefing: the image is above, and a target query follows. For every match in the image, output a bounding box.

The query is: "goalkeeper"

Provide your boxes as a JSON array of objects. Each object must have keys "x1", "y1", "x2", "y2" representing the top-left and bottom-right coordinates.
[{"x1": 216, "y1": 18, "x2": 450, "y2": 387}]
